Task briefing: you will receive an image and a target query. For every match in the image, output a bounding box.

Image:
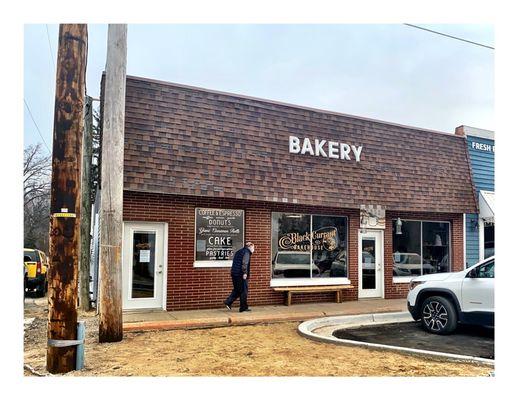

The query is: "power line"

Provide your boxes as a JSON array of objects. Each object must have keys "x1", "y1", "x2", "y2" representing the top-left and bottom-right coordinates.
[
  {"x1": 24, "y1": 98, "x2": 51, "y2": 154},
  {"x1": 45, "y1": 24, "x2": 56, "y2": 70},
  {"x1": 404, "y1": 23, "x2": 494, "y2": 50}
]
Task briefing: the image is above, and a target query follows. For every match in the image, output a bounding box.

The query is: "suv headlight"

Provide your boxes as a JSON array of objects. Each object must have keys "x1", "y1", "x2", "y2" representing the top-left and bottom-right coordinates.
[{"x1": 409, "y1": 280, "x2": 424, "y2": 291}]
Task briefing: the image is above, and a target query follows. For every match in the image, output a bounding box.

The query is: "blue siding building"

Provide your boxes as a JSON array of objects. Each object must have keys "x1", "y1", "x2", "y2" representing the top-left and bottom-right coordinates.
[{"x1": 456, "y1": 126, "x2": 494, "y2": 267}]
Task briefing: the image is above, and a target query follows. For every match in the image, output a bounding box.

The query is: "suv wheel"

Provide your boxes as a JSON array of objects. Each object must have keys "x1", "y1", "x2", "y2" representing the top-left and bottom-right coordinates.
[{"x1": 420, "y1": 296, "x2": 457, "y2": 334}]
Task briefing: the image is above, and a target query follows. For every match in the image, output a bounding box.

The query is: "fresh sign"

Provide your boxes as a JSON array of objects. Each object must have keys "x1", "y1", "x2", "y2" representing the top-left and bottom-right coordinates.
[{"x1": 471, "y1": 141, "x2": 495, "y2": 153}]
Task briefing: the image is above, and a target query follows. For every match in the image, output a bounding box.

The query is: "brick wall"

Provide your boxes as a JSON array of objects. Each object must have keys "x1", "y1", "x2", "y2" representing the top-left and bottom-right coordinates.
[
  {"x1": 383, "y1": 211, "x2": 464, "y2": 299},
  {"x1": 123, "y1": 191, "x2": 464, "y2": 310},
  {"x1": 124, "y1": 190, "x2": 360, "y2": 311}
]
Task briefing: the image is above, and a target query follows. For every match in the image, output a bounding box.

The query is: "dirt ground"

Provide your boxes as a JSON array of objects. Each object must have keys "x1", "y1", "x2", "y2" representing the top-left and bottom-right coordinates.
[{"x1": 24, "y1": 296, "x2": 493, "y2": 377}]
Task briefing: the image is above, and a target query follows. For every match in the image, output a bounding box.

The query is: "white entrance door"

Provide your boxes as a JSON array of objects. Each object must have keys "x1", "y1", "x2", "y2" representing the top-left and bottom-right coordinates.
[
  {"x1": 123, "y1": 222, "x2": 167, "y2": 310},
  {"x1": 358, "y1": 230, "x2": 384, "y2": 298}
]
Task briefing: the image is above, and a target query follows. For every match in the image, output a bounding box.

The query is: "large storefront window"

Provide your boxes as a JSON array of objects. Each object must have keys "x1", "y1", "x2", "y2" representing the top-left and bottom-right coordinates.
[
  {"x1": 393, "y1": 220, "x2": 450, "y2": 277},
  {"x1": 271, "y1": 213, "x2": 347, "y2": 280}
]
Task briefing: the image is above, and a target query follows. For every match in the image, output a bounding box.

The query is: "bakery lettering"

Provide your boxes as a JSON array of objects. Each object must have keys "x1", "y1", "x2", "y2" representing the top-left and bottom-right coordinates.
[{"x1": 289, "y1": 135, "x2": 363, "y2": 162}]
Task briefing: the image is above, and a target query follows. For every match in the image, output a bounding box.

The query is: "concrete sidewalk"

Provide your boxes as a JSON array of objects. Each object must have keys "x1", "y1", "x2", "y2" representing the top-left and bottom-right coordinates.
[{"x1": 123, "y1": 298, "x2": 407, "y2": 332}]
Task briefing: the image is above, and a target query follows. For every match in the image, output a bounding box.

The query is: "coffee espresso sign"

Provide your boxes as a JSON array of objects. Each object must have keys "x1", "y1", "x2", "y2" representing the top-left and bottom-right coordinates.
[
  {"x1": 289, "y1": 135, "x2": 363, "y2": 162},
  {"x1": 195, "y1": 208, "x2": 244, "y2": 261}
]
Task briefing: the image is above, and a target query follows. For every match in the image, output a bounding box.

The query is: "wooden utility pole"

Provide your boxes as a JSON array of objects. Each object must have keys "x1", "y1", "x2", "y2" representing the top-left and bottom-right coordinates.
[
  {"x1": 98, "y1": 24, "x2": 127, "y2": 343},
  {"x1": 79, "y1": 96, "x2": 94, "y2": 311},
  {"x1": 47, "y1": 24, "x2": 88, "y2": 374}
]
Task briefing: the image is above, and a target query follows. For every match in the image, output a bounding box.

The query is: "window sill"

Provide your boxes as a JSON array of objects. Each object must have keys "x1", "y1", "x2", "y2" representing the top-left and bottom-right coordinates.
[
  {"x1": 393, "y1": 277, "x2": 414, "y2": 284},
  {"x1": 270, "y1": 278, "x2": 351, "y2": 287},
  {"x1": 193, "y1": 260, "x2": 232, "y2": 268}
]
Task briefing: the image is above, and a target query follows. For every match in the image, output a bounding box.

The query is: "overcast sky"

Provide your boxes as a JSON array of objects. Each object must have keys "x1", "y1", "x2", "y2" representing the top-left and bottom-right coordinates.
[{"x1": 24, "y1": 24, "x2": 494, "y2": 151}]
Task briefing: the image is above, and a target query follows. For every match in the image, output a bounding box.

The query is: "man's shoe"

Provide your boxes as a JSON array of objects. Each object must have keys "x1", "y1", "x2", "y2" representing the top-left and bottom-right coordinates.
[
  {"x1": 239, "y1": 308, "x2": 251, "y2": 312},
  {"x1": 224, "y1": 302, "x2": 231, "y2": 310}
]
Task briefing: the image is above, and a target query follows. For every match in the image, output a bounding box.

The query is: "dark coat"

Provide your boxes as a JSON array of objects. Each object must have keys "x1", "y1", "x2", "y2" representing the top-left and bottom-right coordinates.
[{"x1": 231, "y1": 247, "x2": 251, "y2": 277}]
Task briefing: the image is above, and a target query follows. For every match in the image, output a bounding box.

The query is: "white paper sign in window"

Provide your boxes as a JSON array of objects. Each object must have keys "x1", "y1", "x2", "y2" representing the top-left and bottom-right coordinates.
[{"x1": 139, "y1": 249, "x2": 151, "y2": 263}]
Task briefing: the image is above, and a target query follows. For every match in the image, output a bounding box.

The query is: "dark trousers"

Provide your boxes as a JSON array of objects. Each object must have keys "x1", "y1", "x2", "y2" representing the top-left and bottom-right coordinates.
[{"x1": 225, "y1": 275, "x2": 248, "y2": 311}]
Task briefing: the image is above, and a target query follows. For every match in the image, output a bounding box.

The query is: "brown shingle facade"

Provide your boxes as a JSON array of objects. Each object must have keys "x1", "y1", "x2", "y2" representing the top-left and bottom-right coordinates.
[
  {"x1": 123, "y1": 75, "x2": 477, "y2": 214},
  {"x1": 116, "y1": 75, "x2": 476, "y2": 310}
]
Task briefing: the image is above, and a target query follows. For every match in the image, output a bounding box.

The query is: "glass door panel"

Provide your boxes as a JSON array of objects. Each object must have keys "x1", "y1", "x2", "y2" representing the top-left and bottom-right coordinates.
[
  {"x1": 361, "y1": 238, "x2": 376, "y2": 290},
  {"x1": 131, "y1": 231, "x2": 156, "y2": 298},
  {"x1": 359, "y1": 230, "x2": 383, "y2": 298}
]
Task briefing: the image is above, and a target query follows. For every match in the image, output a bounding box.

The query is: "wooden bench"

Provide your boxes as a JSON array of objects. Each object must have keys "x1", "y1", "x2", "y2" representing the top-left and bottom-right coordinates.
[{"x1": 273, "y1": 285, "x2": 354, "y2": 306}]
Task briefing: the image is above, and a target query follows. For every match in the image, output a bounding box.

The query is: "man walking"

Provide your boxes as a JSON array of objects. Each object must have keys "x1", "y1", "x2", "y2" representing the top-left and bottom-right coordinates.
[{"x1": 224, "y1": 241, "x2": 255, "y2": 312}]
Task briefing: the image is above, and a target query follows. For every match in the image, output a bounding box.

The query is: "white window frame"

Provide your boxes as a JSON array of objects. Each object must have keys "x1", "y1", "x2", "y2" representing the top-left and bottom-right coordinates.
[
  {"x1": 270, "y1": 212, "x2": 351, "y2": 287},
  {"x1": 358, "y1": 229, "x2": 385, "y2": 298},
  {"x1": 392, "y1": 219, "x2": 452, "y2": 284},
  {"x1": 478, "y1": 216, "x2": 484, "y2": 262}
]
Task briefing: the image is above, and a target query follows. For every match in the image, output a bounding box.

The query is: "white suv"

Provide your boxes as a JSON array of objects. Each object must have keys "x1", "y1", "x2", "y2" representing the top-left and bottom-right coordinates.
[{"x1": 407, "y1": 256, "x2": 494, "y2": 334}]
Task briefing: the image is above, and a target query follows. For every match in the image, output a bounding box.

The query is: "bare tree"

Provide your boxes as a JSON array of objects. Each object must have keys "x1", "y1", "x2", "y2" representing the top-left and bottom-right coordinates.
[
  {"x1": 90, "y1": 108, "x2": 101, "y2": 203},
  {"x1": 24, "y1": 144, "x2": 51, "y2": 252}
]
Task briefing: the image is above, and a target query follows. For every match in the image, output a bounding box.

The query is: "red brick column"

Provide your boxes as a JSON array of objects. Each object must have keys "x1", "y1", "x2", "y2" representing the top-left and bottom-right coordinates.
[
  {"x1": 345, "y1": 212, "x2": 360, "y2": 301},
  {"x1": 451, "y1": 213, "x2": 465, "y2": 272}
]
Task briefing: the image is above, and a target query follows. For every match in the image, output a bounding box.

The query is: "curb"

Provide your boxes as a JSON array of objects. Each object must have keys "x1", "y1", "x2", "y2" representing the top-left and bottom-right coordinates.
[
  {"x1": 123, "y1": 307, "x2": 406, "y2": 332},
  {"x1": 298, "y1": 312, "x2": 495, "y2": 366},
  {"x1": 123, "y1": 312, "x2": 328, "y2": 332}
]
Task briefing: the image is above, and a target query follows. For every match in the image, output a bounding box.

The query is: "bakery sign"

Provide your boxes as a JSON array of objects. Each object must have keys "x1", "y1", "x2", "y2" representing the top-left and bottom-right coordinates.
[
  {"x1": 289, "y1": 135, "x2": 363, "y2": 162},
  {"x1": 195, "y1": 208, "x2": 244, "y2": 262}
]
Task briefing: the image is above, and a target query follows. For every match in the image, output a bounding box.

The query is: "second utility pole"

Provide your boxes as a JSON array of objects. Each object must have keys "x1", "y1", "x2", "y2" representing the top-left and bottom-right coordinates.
[
  {"x1": 79, "y1": 95, "x2": 93, "y2": 311},
  {"x1": 98, "y1": 24, "x2": 127, "y2": 343}
]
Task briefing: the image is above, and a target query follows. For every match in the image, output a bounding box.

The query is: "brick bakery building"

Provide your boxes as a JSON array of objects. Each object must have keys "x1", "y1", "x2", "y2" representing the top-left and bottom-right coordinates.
[{"x1": 112, "y1": 75, "x2": 478, "y2": 311}]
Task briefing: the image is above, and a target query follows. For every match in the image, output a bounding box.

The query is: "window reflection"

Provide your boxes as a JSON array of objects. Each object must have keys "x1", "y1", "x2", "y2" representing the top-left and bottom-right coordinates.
[
  {"x1": 474, "y1": 260, "x2": 494, "y2": 278},
  {"x1": 132, "y1": 231, "x2": 156, "y2": 298},
  {"x1": 271, "y1": 213, "x2": 347, "y2": 279},
  {"x1": 362, "y1": 239, "x2": 376, "y2": 289},
  {"x1": 393, "y1": 220, "x2": 421, "y2": 277},
  {"x1": 392, "y1": 220, "x2": 450, "y2": 277},
  {"x1": 312, "y1": 215, "x2": 347, "y2": 278},
  {"x1": 422, "y1": 222, "x2": 450, "y2": 274}
]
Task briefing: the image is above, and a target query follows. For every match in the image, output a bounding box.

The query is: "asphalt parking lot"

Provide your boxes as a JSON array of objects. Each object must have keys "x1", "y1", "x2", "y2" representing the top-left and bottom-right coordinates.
[{"x1": 333, "y1": 322, "x2": 494, "y2": 359}]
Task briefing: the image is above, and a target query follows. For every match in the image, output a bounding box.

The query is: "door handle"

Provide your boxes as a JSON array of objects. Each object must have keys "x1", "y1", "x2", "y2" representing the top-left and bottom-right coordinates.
[{"x1": 157, "y1": 264, "x2": 163, "y2": 274}]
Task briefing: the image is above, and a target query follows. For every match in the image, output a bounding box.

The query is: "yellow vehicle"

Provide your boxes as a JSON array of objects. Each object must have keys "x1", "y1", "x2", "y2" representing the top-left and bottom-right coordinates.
[{"x1": 24, "y1": 248, "x2": 49, "y2": 297}]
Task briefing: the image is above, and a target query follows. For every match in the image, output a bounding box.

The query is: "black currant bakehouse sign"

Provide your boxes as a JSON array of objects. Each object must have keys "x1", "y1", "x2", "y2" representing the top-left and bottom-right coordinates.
[
  {"x1": 278, "y1": 228, "x2": 339, "y2": 252},
  {"x1": 195, "y1": 208, "x2": 244, "y2": 262}
]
